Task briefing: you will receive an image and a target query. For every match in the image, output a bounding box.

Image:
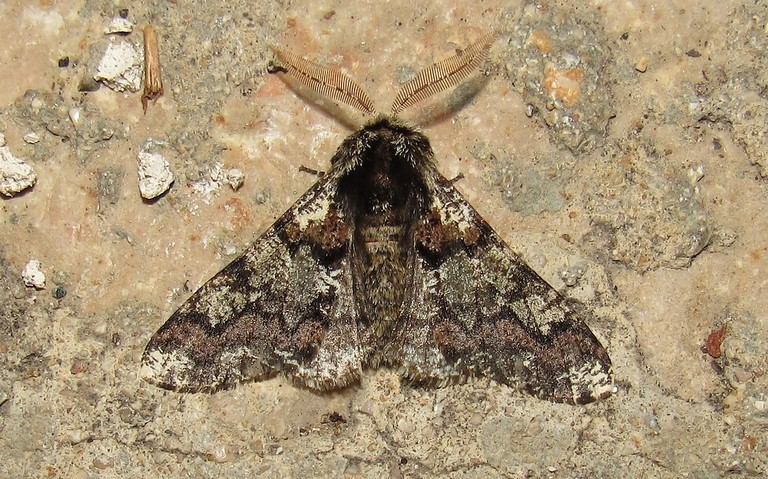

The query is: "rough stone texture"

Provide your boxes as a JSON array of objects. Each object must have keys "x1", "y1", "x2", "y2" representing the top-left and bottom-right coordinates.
[
  {"x1": 0, "y1": 143, "x2": 36, "y2": 196},
  {"x1": 1, "y1": 1, "x2": 767, "y2": 478},
  {"x1": 136, "y1": 151, "x2": 173, "y2": 199},
  {"x1": 94, "y1": 40, "x2": 143, "y2": 92}
]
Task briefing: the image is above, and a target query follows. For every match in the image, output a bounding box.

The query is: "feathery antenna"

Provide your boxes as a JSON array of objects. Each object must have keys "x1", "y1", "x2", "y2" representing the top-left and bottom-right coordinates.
[
  {"x1": 390, "y1": 31, "x2": 499, "y2": 115},
  {"x1": 270, "y1": 46, "x2": 377, "y2": 115}
]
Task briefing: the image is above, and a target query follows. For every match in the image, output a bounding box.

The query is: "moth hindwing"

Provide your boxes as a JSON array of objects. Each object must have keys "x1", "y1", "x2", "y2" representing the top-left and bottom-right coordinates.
[{"x1": 142, "y1": 33, "x2": 613, "y2": 404}]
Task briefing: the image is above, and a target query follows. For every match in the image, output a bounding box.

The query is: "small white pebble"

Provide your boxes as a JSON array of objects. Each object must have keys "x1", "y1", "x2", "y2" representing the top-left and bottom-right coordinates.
[
  {"x1": 93, "y1": 322, "x2": 108, "y2": 335},
  {"x1": 559, "y1": 263, "x2": 586, "y2": 287},
  {"x1": 22, "y1": 259, "x2": 46, "y2": 289},
  {"x1": 397, "y1": 418, "x2": 415, "y2": 434},
  {"x1": 209, "y1": 445, "x2": 229, "y2": 463},
  {"x1": 94, "y1": 41, "x2": 142, "y2": 92},
  {"x1": 23, "y1": 132, "x2": 40, "y2": 144},
  {"x1": 137, "y1": 151, "x2": 174, "y2": 199},
  {"x1": 0, "y1": 132, "x2": 6, "y2": 147},
  {"x1": 210, "y1": 164, "x2": 246, "y2": 191},
  {"x1": 0, "y1": 146, "x2": 37, "y2": 196},
  {"x1": 688, "y1": 165, "x2": 705, "y2": 184},
  {"x1": 69, "y1": 107, "x2": 81, "y2": 128},
  {"x1": 65, "y1": 429, "x2": 87, "y2": 444},
  {"x1": 635, "y1": 57, "x2": 648, "y2": 73},
  {"x1": 225, "y1": 168, "x2": 245, "y2": 190},
  {"x1": 92, "y1": 455, "x2": 114, "y2": 469},
  {"x1": 104, "y1": 17, "x2": 134, "y2": 34}
]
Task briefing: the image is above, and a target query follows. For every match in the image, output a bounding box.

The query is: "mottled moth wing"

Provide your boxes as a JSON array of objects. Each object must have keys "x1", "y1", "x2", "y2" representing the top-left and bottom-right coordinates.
[
  {"x1": 396, "y1": 167, "x2": 613, "y2": 404},
  {"x1": 141, "y1": 173, "x2": 362, "y2": 392}
]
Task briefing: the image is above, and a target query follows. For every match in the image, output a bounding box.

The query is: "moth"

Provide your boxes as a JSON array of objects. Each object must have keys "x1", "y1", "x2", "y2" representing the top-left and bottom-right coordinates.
[
  {"x1": 141, "y1": 24, "x2": 164, "y2": 113},
  {"x1": 141, "y1": 32, "x2": 614, "y2": 404}
]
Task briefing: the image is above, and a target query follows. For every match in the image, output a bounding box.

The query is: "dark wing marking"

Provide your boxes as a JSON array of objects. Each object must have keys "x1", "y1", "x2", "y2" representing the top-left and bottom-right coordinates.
[
  {"x1": 396, "y1": 166, "x2": 613, "y2": 404},
  {"x1": 141, "y1": 172, "x2": 364, "y2": 392}
]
